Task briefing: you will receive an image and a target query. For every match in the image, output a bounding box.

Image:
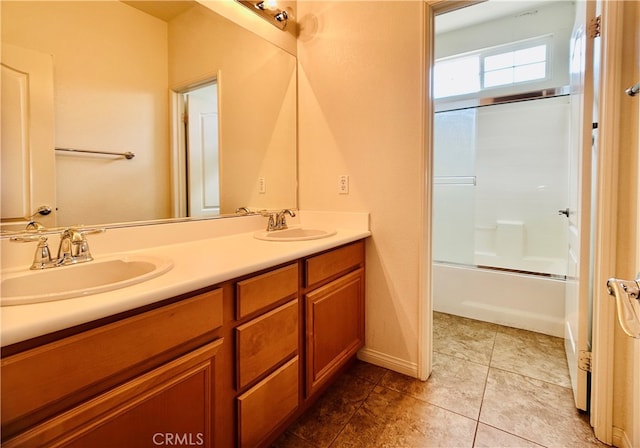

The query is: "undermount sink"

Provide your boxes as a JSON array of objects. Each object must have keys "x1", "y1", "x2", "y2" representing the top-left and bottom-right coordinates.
[
  {"x1": 253, "y1": 227, "x2": 336, "y2": 242},
  {"x1": 1, "y1": 254, "x2": 173, "y2": 306}
]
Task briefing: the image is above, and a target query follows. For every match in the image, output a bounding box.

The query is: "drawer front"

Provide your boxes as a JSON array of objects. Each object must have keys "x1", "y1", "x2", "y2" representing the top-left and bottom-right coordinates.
[
  {"x1": 236, "y1": 299, "x2": 298, "y2": 390},
  {"x1": 1, "y1": 289, "x2": 223, "y2": 431},
  {"x1": 236, "y1": 263, "x2": 298, "y2": 319},
  {"x1": 305, "y1": 241, "x2": 364, "y2": 288},
  {"x1": 237, "y1": 356, "x2": 299, "y2": 448}
]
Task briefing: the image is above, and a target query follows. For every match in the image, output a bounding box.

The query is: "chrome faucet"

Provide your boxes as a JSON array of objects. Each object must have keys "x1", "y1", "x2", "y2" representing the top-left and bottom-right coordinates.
[
  {"x1": 261, "y1": 209, "x2": 296, "y2": 231},
  {"x1": 276, "y1": 209, "x2": 296, "y2": 230},
  {"x1": 57, "y1": 228, "x2": 92, "y2": 265},
  {"x1": 11, "y1": 227, "x2": 105, "y2": 270}
]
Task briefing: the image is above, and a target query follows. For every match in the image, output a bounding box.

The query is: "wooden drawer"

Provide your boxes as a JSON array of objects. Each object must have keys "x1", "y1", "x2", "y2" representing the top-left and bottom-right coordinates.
[
  {"x1": 305, "y1": 241, "x2": 364, "y2": 288},
  {"x1": 1, "y1": 289, "x2": 223, "y2": 433},
  {"x1": 236, "y1": 299, "x2": 298, "y2": 390},
  {"x1": 237, "y1": 356, "x2": 299, "y2": 448},
  {"x1": 236, "y1": 263, "x2": 298, "y2": 319}
]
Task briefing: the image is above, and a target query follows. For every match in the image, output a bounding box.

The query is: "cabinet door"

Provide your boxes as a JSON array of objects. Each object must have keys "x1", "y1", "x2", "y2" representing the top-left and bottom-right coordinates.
[
  {"x1": 2, "y1": 289, "x2": 223, "y2": 437},
  {"x1": 3, "y1": 340, "x2": 223, "y2": 448},
  {"x1": 305, "y1": 269, "x2": 365, "y2": 397}
]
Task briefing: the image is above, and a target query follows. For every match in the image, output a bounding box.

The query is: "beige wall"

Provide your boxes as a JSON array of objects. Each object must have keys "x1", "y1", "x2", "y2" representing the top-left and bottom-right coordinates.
[
  {"x1": 297, "y1": 1, "x2": 427, "y2": 372},
  {"x1": 2, "y1": 1, "x2": 171, "y2": 226},
  {"x1": 169, "y1": 3, "x2": 297, "y2": 214}
]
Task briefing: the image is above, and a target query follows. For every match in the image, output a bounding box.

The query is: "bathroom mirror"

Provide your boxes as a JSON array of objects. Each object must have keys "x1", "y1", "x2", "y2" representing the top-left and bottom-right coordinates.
[{"x1": 1, "y1": 0, "x2": 297, "y2": 230}]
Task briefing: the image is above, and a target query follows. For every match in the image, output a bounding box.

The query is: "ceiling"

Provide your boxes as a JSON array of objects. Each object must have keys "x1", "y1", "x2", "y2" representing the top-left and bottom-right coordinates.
[
  {"x1": 436, "y1": 1, "x2": 557, "y2": 34},
  {"x1": 121, "y1": 1, "x2": 195, "y2": 22}
]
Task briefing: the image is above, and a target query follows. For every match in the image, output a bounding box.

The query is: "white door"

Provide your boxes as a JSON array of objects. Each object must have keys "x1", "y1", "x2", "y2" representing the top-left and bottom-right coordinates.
[
  {"x1": 564, "y1": 0, "x2": 596, "y2": 412},
  {"x1": 1, "y1": 44, "x2": 56, "y2": 227},
  {"x1": 186, "y1": 84, "x2": 220, "y2": 217}
]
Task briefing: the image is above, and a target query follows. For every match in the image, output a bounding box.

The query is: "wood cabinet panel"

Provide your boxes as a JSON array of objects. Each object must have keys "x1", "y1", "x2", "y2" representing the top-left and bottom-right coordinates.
[
  {"x1": 1, "y1": 289, "x2": 223, "y2": 433},
  {"x1": 236, "y1": 299, "x2": 298, "y2": 390},
  {"x1": 3, "y1": 339, "x2": 223, "y2": 448},
  {"x1": 305, "y1": 241, "x2": 364, "y2": 288},
  {"x1": 236, "y1": 264, "x2": 298, "y2": 319},
  {"x1": 237, "y1": 357, "x2": 299, "y2": 448},
  {"x1": 305, "y1": 269, "x2": 365, "y2": 396}
]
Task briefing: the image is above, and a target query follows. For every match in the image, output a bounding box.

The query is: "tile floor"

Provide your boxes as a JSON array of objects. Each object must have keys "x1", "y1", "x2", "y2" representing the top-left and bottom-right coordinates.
[{"x1": 273, "y1": 312, "x2": 607, "y2": 448}]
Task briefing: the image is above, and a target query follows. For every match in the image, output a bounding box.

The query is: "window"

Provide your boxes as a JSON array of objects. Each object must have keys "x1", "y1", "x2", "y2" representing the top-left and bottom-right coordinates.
[
  {"x1": 433, "y1": 55, "x2": 480, "y2": 98},
  {"x1": 434, "y1": 38, "x2": 550, "y2": 99},
  {"x1": 483, "y1": 44, "x2": 547, "y2": 88}
]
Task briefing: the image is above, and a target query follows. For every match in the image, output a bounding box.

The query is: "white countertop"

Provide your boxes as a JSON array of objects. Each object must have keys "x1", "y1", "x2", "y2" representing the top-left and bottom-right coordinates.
[{"x1": 1, "y1": 224, "x2": 370, "y2": 347}]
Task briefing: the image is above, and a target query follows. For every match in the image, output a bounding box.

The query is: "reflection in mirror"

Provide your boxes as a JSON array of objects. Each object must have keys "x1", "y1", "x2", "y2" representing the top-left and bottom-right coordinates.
[{"x1": 0, "y1": 0, "x2": 297, "y2": 231}]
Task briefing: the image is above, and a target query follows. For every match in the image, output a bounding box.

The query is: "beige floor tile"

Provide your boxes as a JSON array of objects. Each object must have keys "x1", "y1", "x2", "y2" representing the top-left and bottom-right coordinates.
[
  {"x1": 330, "y1": 385, "x2": 477, "y2": 448},
  {"x1": 271, "y1": 431, "x2": 318, "y2": 448},
  {"x1": 491, "y1": 326, "x2": 571, "y2": 388},
  {"x1": 474, "y1": 423, "x2": 543, "y2": 447},
  {"x1": 288, "y1": 372, "x2": 376, "y2": 447},
  {"x1": 433, "y1": 312, "x2": 498, "y2": 365},
  {"x1": 480, "y1": 368, "x2": 604, "y2": 447},
  {"x1": 380, "y1": 352, "x2": 488, "y2": 419},
  {"x1": 349, "y1": 358, "x2": 389, "y2": 385}
]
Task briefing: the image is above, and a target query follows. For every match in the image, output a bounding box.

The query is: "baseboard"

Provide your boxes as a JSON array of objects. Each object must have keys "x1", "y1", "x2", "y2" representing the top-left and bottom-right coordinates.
[
  {"x1": 357, "y1": 348, "x2": 418, "y2": 378},
  {"x1": 613, "y1": 426, "x2": 631, "y2": 448}
]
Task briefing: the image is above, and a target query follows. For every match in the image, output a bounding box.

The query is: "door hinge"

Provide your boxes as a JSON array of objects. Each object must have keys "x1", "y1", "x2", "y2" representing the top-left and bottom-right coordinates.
[
  {"x1": 182, "y1": 113, "x2": 188, "y2": 125},
  {"x1": 588, "y1": 15, "x2": 601, "y2": 38},
  {"x1": 578, "y1": 350, "x2": 592, "y2": 372}
]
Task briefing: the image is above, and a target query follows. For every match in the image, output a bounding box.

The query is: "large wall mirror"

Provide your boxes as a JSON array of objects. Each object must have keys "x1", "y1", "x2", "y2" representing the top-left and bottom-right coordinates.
[{"x1": 1, "y1": 0, "x2": 297, "y2": 230}]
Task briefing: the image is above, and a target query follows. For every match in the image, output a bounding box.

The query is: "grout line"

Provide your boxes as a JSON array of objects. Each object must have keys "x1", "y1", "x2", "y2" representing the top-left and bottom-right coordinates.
[{"x1": 325, "y1": 371, "x2": 381, "y2": 448}]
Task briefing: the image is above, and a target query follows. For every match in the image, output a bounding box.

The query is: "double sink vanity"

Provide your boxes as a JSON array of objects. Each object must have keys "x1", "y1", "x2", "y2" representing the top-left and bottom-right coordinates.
[{"x1": 0, "y1": 212, "x2": 370, "y2": 447}]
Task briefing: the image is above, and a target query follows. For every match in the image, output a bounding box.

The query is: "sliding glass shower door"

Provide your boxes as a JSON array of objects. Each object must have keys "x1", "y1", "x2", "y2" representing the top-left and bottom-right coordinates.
[{"x1": 433, "y1": 95, "x2": 570, "y2": 277}]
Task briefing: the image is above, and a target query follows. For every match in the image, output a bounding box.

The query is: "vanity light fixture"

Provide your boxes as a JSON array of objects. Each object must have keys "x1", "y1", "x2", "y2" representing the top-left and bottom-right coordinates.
[{"x1": 237, "y1": 0, "x2": 291, "y2": 30}]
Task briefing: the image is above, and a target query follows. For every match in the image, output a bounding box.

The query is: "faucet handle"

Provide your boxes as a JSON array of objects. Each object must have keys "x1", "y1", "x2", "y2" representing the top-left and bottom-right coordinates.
[
  {"x1": 259, "y1": 210, "x2": 278, "y2": 231},
  {"x1": 58, "y1": 227, "x2": 105, "y2": 265},
  {"x1": 10, "y1": 234, "x2": 54, "y2": 269}
]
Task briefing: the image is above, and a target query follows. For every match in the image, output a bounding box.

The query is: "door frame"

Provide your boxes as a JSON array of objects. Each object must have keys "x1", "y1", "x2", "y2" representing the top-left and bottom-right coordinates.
[
  {"x1": 169, "y1": 72, "x2": 222, "y2": 218},
  {"x1": 590, "y1": 0, "x2": 624, "y2": 445},
  {"x1": 422, "y1": 0, "x2": 626, "y2": 442}
]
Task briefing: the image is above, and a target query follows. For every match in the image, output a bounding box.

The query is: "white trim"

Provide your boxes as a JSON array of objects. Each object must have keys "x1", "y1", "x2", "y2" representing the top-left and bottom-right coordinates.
[
  {"x1": 590, "y1": 1, "x2": 624, "y2": 444},
  {"x1": 420, "y1": 0, "x2": 479, "y2": 384},
  {"x1": 418, "y1": 0, "x2": 433, "y2": 382},
  {"x1": 169, "y1": 91, "x2": 187, "y2": 218},
  {"x1": 613, "y1": 427, "x2": 633, "y2": 448},
  {"x1": 358, "y1": 348, "x2": 418, "y2": 378}
]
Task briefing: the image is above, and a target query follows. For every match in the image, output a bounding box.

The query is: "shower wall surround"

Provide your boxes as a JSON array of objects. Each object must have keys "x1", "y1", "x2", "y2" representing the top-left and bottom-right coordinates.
[{"x1": 434, "y1": 95, "x2": 570, "y2": 276}]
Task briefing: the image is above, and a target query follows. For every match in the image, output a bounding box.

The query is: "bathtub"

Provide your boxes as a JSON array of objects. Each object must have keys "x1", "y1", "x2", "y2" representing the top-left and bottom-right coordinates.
[{"x1": 433, "y1": 262, "x2": 566, "y2": 337}]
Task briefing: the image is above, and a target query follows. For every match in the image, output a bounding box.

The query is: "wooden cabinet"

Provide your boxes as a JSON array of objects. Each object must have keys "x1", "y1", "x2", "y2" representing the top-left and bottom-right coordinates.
[
  {"x1": 304, "y1": 241, "x2": 366, "y2": 397},
  {"x1": 234, "y1": 263, "x2": 300, "y2": 447},
  {"x1": 1, "y1": 239, "x2": 367, "y2": 448},
  {"x1": 3, "y1": 340, "x2": 223, "y2": 448},
  {"x1": 1, "y1": 289, "x2": 224, "y2": 447}
]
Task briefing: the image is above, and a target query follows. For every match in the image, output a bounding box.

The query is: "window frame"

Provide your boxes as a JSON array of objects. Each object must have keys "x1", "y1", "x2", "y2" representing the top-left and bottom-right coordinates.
[{"x1": 434, "y1": 35, "x2": 554, "y2": 100}]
